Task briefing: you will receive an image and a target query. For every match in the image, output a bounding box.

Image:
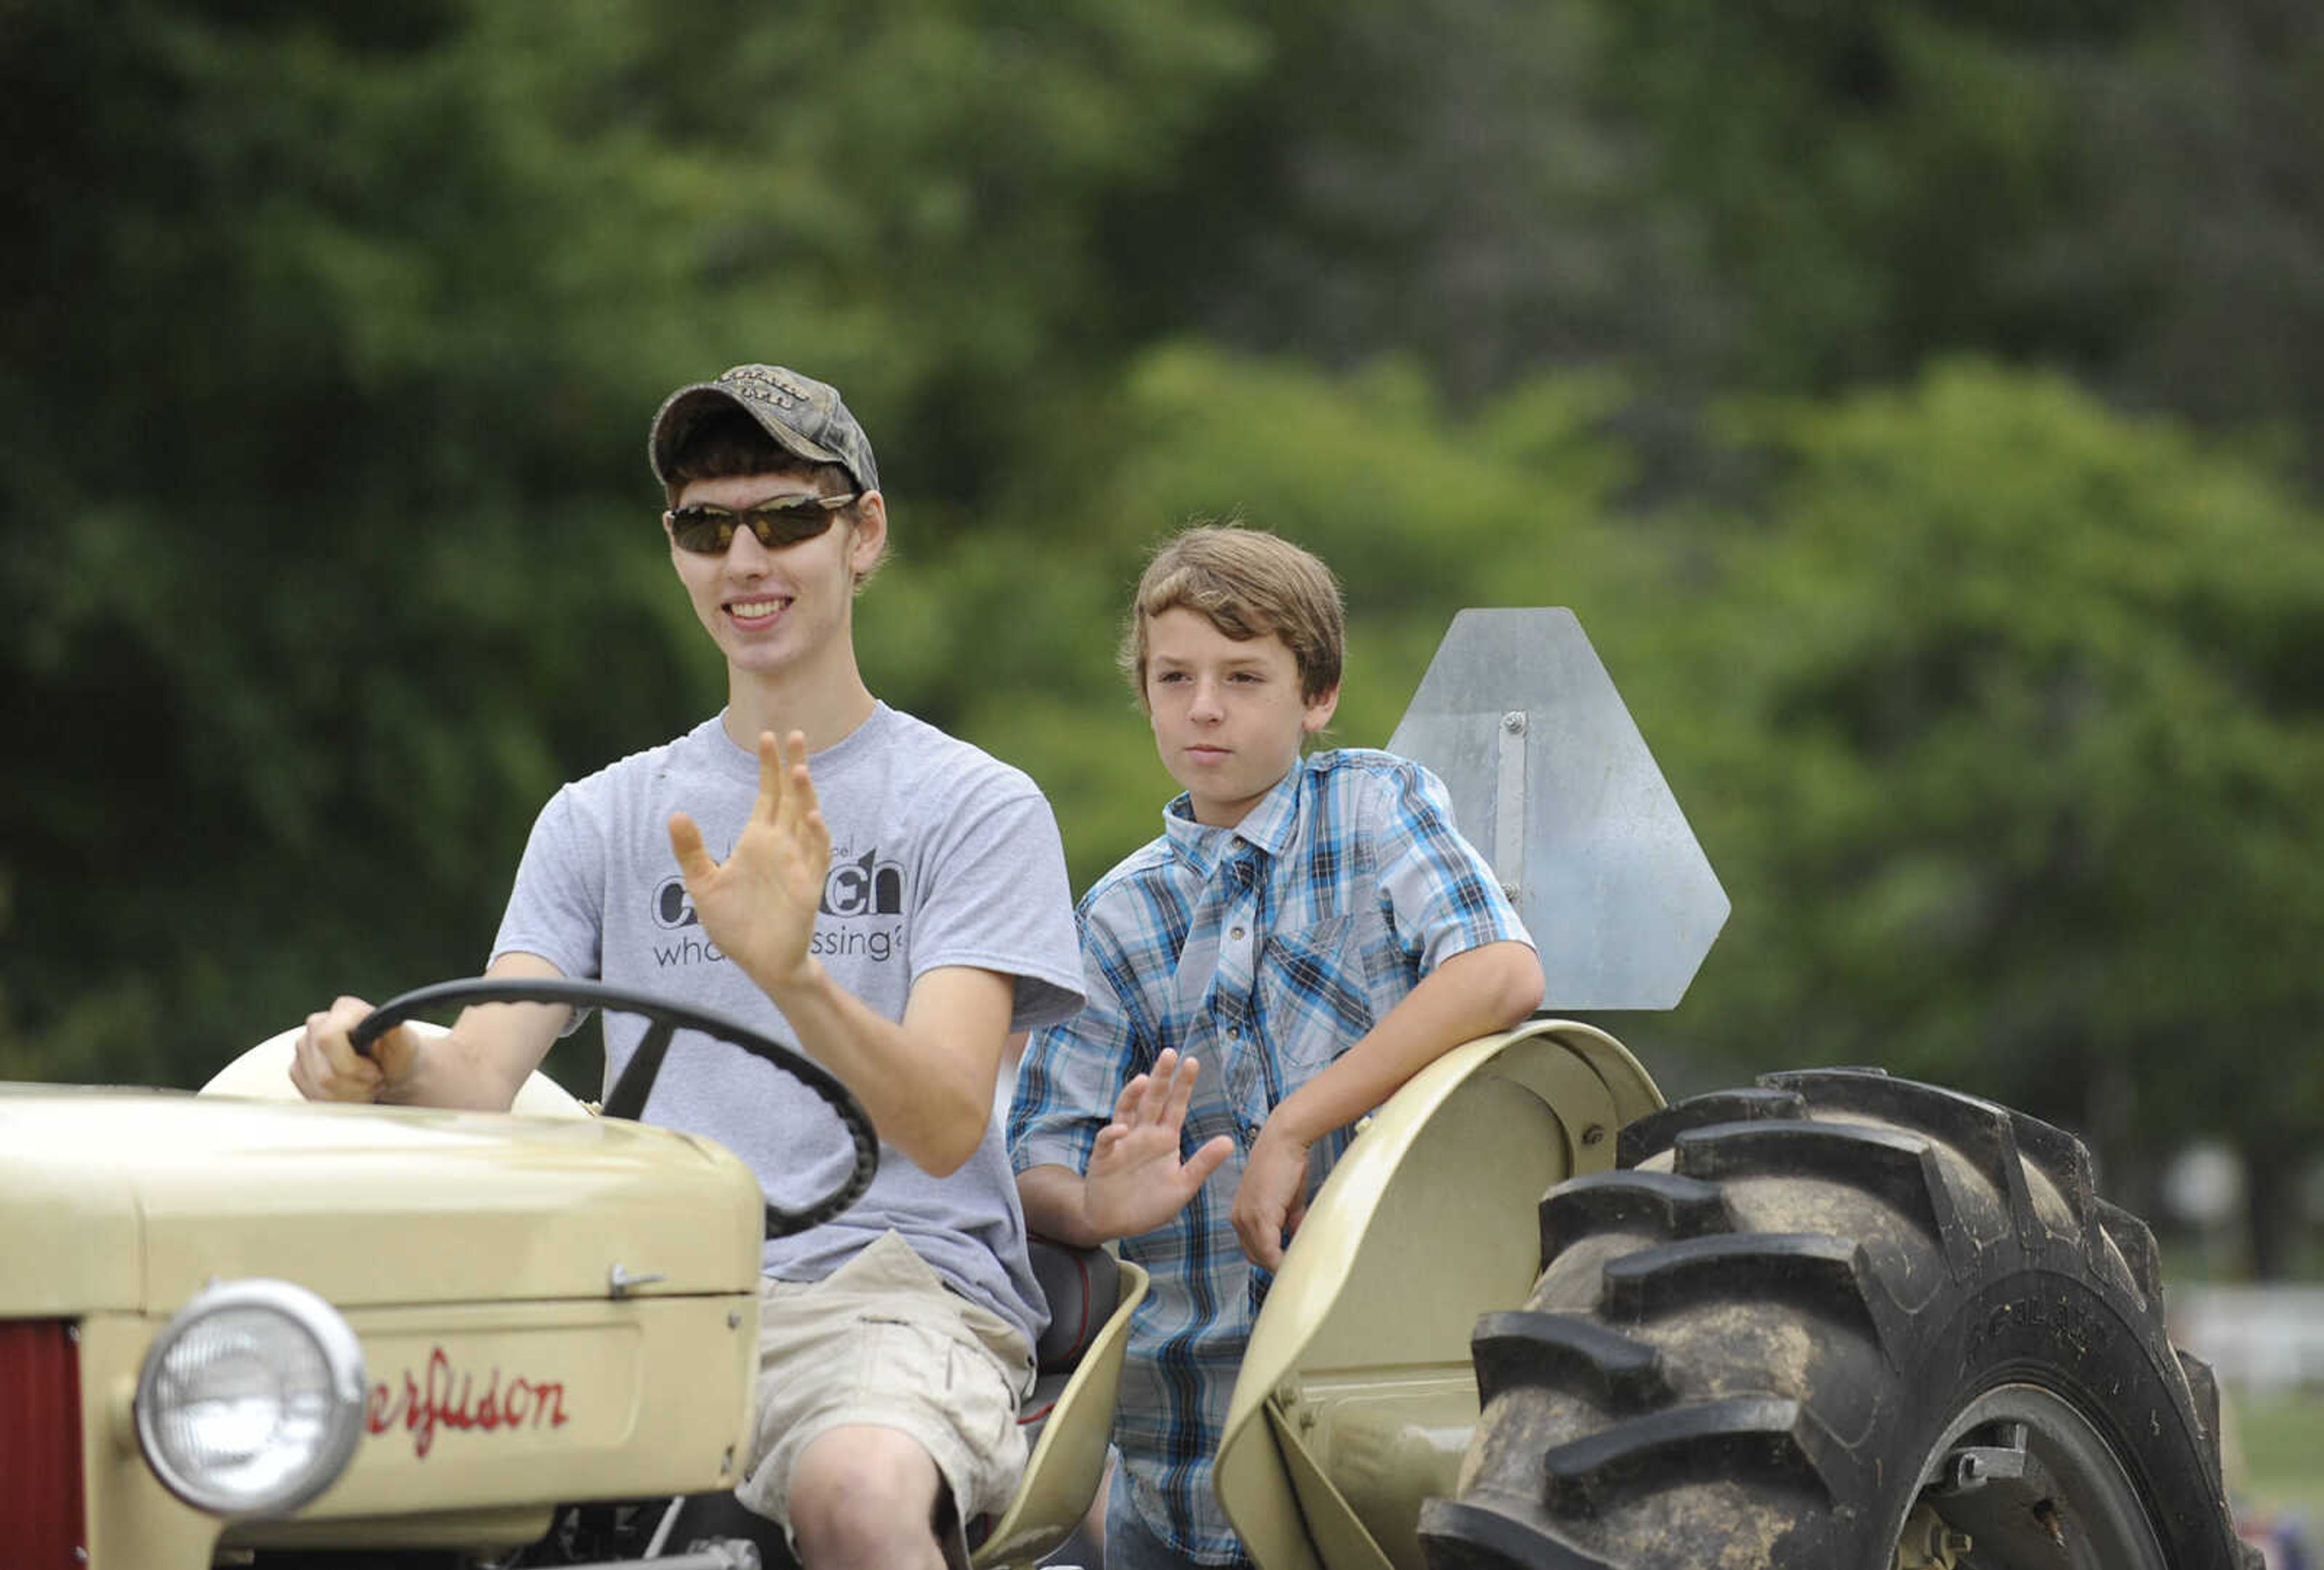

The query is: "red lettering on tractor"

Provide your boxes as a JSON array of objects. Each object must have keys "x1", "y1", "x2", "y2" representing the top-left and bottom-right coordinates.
[{"x1": 365, "y1": 1347, "x2": 571, "y2": 1458}]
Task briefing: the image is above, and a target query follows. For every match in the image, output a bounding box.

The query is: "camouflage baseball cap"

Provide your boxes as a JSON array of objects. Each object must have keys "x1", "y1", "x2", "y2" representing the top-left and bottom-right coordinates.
[{"x1": 648, "y1": 364, "x2": 880, "y2": 494}]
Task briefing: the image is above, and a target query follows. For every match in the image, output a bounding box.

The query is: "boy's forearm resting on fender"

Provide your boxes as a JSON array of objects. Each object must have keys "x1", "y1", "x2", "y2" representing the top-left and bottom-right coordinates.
[{"x1": 1267, "y1": 939, "x2": 1544, "y2": 1148}]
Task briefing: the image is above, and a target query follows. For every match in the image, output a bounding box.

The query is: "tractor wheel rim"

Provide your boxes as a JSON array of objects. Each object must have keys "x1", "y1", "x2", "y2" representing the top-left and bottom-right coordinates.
[{"x1": 1896, "y1": 1382, "x2": 2170, "y2": 1570}]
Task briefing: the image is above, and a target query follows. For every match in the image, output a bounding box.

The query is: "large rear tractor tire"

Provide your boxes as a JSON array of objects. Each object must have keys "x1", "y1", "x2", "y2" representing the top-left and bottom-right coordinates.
[{"x1": 1419, "y1": 1067, "x2": 2255, "y2": 1570}]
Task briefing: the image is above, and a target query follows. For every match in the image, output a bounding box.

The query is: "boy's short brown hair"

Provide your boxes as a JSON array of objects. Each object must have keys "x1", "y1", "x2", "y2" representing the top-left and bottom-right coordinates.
[
  {"x1": 1120, "y1": 522, "x2": 1346, "y2": 708},
  {"x1": 657, "y1": 407, "x2": 858, "y2": 507}
]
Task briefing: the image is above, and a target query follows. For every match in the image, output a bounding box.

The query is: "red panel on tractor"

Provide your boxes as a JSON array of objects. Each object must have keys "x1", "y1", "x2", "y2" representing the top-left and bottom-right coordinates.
[{"x1": 0, "y1": 1319, "x2": 88, "y2": 1566}]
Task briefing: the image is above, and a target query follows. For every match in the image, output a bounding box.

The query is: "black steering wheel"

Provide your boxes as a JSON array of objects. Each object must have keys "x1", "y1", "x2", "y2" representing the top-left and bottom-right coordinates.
[{"x1": 351, "y1": 977, "x2": 879, "y2": 1238}]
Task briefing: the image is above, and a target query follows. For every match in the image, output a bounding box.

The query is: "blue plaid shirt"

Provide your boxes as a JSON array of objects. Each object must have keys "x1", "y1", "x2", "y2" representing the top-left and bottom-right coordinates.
[{"x1": 1009, "y1": 749, "x2": 1532, "y2": 1563}]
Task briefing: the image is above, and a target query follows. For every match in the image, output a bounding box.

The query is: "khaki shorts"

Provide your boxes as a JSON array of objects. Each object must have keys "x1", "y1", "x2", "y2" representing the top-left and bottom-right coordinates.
[{"x1": 737, "y1": 1230, "x2": 1034, "y2": 1536}]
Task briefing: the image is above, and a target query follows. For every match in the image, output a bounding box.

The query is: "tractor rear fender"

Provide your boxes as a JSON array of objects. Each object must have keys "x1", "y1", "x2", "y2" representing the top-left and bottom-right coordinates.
[{"x1": 1216, "y1": 1019, "x2": 1664, "y2": 1570}]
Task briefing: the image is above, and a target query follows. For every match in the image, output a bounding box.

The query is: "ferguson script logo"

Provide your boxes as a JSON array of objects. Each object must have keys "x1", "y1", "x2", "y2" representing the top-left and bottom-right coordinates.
[{"x1": 367, "y1": 1347, "x2": 571, "y2": 1459}]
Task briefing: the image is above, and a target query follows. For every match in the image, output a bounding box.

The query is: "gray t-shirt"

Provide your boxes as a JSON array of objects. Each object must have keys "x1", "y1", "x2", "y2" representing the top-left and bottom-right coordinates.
[{"x1": 491, "y1": 703, "x2": 1084, "y2": 1349}]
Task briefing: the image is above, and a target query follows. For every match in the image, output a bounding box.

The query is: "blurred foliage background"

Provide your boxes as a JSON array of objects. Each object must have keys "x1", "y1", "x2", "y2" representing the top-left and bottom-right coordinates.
[{"x1": 5, "y1": 0, "x2": 2321, "y2": 1279}]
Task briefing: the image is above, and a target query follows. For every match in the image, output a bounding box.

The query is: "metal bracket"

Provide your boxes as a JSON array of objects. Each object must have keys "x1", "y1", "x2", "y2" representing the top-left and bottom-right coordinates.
[
  {"x1": 1494, "y1": 711, "x2": 1528, "y2": 901},
  {"x1": 608, "y1": 1263, "x2": 668, "y2": 1300}
]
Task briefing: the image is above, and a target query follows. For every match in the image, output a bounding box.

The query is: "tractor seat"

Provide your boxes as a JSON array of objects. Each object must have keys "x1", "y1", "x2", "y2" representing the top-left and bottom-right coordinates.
[{"x1": 1020, "y1": 1237, "x2": 1123, "y2": 1443}]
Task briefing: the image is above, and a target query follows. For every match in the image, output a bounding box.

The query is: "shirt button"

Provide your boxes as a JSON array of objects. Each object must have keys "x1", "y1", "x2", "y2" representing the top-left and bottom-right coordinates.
[
  {"x1": 1226, "y1": 1025, "x2": 1241, "y2": 1041},
  {"x1": 1244, "y1": 1120, "x2": 1264, "y2": 1143},
  {"x1": 1230, "y1": 926, "x2": 1245, "y2": 940}
]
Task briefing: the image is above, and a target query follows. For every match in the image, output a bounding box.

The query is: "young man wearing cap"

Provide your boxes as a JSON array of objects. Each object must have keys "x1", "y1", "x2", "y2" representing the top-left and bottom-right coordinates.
[{"x1": 292, "y1": 365, "x2": 1086, "y2": 1570}]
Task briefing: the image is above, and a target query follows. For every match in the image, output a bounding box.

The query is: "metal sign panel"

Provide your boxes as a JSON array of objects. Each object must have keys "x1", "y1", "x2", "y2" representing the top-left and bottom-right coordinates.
[{"x1": 1385, "y1": 608, "x2": 1728, "y2": 1010}]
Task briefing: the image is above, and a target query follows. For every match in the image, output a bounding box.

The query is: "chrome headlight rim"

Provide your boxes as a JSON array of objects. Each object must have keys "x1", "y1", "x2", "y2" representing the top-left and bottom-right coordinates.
[{"x1": 134, "y1": 1277, "x2": 367, "y2": 1519}]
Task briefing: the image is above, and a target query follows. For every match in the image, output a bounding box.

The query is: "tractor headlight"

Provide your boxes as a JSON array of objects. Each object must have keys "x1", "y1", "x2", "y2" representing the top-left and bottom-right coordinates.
[{"x1": 135, "y1": 1279, "x2": 367, "y2": 1517}]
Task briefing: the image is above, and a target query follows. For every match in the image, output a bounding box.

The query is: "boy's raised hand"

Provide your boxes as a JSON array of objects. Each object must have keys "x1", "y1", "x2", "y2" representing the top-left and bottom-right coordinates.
[
  {"x1": 1083, "y1": 1049, "x2": 1235, "y2": 1240},
  {"x1": 668, "y1": 731, "x2": 830, "y2": 995}
]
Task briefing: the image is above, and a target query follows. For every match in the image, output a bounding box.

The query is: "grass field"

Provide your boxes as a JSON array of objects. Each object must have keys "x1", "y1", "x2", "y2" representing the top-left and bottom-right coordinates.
[{"x1": 2236, "y1": 1384, "x2": 2324, "y2": 1522}]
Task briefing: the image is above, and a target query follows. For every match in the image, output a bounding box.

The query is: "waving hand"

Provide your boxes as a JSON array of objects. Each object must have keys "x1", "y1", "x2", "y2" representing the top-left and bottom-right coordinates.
[
  {"x1": 1082, "y1": 1049, "x2": 1236, "y2": 1240},
  {"x1": 668, "y1": 731, "x2": 829, "y2": 994}
]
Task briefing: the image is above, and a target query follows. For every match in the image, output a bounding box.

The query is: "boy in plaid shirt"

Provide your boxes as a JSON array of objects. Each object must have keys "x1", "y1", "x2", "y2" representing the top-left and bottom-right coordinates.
[{"x1": 1009, "y1": 524, "x2": 1543, "y2": 1568}]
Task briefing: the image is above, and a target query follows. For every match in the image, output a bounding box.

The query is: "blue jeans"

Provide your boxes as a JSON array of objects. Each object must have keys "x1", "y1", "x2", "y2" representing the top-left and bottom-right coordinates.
[{"x1": 1103, "y1": 1470, "x2": 1252, "y2": 1570}]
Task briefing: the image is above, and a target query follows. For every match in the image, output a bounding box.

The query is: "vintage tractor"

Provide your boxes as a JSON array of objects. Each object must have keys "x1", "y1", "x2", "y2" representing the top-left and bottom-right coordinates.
[
  {"x1": 0, "y1": 611, "x2": 2250, "y2": 1569},
  {"x1": 1213, "y1": 611, "x2": 2252, "y2": 1570}
]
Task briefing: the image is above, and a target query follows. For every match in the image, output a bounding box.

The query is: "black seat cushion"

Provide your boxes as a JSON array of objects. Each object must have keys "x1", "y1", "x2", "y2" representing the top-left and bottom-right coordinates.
[{"x1": 1027, "y1": 1236, "x2": 1121, "y2": 1375}]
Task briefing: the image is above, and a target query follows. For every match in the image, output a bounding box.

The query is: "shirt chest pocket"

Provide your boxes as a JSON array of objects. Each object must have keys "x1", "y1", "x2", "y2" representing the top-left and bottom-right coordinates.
[{"x1": 1257, "y1": 913, "x2": 1384, "y2": 1083}]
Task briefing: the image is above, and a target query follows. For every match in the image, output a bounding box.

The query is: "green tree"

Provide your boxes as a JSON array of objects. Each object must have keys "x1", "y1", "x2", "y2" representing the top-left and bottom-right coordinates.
[
  {"x1": 1091, "y1": 0, "x2": 1720, "y2": 404},
  {"x1": 1097, "y1": 0, "x2": 2324, "y2": 481},
  {"x1": 0, "y1": 0, "x2": 1258, "y2": 1085},
  {"x1": 1583, "y1": 0, "x2": 2324, "y2": 457},
  {"x1": 1655, "y1": 363, "x2": 2324, "y2": 1273}
]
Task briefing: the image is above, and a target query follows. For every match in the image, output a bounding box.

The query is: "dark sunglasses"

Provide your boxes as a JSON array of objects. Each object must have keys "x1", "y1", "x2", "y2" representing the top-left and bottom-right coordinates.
[{"x1": 664, "y1": 491, "x2": 860, "y2": 554}]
